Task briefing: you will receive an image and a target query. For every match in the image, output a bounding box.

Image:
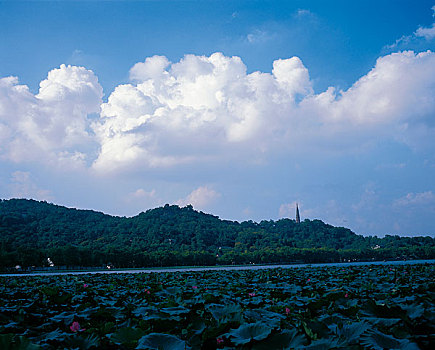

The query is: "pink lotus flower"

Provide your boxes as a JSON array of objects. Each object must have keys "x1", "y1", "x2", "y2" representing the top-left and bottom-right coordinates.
[
  {"x1": 70, "y1": 321, "x2": 84, "y2": 332},
  {"x1": 307, "y1": 278, "x2": 311, "y2": 282},
  {"x1": 285, "y1": 307, "x2": 291, "y2": 315},
  {"x1": 344, "y1": 293, "x2": 349, "y2": 298},
  {"x1": 217, "y1": 337, "x2": 224, "y2": 345},
  {"x1": 248, "y1": 292, "x2": 256, "y2": 297},
  {"x1": 83, "y1": 284, "x2": 88, "y2": 288},
  {"x1": 192, "y1": 286, "x2": 198, "y2": 290},
  {"x1": 144, "y1": 288, "x2": 150, "y2": 295}
]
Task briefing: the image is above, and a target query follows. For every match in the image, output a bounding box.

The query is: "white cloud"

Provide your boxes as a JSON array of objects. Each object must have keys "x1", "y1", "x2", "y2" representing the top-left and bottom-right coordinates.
[
  {"x1": 415, "y1": 23, "x2": 435, "y2": 40},
  {"x1": 9, "y1": 171, "x2": 52, "y2": 201},
  {"x1": 387, "y1": 6, "x2": 435, "y2": 49},
  {"x1": 129, "y1": 55, "x2": 170, "y2": 82},
  {"x1": 91, "y1": 51, "x2": 435, "y2": 172},
  {"x1": 0, "y1": 65, "x2": 102, "y2": 166},
  {"x1": 304, "y1": 51, "x2": 435, "y2": 125},
  {"x1": 91, "y1": 52, "x2": 313, "y2": 171},
  {"x1": 299, "y1": 51, "x2": 435, "y2": 151},
  {"x1": 1, "y1": 51, "x2": 434, "y2": 174},
  {"x1": 176, "y1": 186, "x2": 221, "y2": 210},
  {"x1": 394, "y1": 191, "x2": 435, "y2": 206}
]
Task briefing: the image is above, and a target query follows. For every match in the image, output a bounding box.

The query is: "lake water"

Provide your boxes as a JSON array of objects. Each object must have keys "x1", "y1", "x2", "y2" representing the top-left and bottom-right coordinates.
[{"x1": 0, "y1": 259, "x2": 433, "y2": 277}]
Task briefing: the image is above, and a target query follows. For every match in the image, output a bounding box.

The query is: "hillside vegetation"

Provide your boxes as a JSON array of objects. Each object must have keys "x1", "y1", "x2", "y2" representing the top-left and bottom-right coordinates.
[{"x1": 0, "y1": 199, "x2": 433, "y2": 269}]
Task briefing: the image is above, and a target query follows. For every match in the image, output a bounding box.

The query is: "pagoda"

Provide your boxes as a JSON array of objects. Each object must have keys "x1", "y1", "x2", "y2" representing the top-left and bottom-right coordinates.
[{"x1": 296, "y1": 203, "x2": 300, "y2": 223}]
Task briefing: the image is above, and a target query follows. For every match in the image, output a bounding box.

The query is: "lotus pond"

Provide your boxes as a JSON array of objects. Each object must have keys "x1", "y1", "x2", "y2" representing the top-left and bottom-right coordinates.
[{"x1": 0, "y1": 263, "x2": 434, "y2": 349}]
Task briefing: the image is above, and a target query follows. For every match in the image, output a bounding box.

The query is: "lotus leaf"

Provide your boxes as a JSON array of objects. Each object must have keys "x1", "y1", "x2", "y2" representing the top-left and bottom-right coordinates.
[
  {"x1": 136, "y1": 333, "x2": 189, "y2": 350},
  {"x1": 109, "y1": 327, "x2": 148, "y2": 345},
  {"x1": 251, "y1": 328, "x2": 305, "y2": 350},
  {"x1": 66, "y1": 334, "x2": 99, "y2": 350},
  {"x1": 361, "y1": 329, "x2": 419, "y2": 350},
  {"x1": 225, "y1": 322, "x2": 272, "y2": 345}
]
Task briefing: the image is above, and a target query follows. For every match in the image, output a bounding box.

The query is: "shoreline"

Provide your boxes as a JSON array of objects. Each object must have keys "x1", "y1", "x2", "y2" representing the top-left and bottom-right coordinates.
[{"x1": 1, "y1": 259, "x2": 433, "y2": 277}]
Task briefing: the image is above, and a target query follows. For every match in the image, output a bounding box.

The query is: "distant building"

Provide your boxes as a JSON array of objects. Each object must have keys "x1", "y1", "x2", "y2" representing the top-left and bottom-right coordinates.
[{"x1": 296, "y1": 203, "x2": 300, "y2": 223}]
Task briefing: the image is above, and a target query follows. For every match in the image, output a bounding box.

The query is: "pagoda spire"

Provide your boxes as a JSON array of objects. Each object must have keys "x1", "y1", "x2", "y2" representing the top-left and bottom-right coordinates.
[{"x1": 295, "y1": 203, "x2": 300, "y2": 224}]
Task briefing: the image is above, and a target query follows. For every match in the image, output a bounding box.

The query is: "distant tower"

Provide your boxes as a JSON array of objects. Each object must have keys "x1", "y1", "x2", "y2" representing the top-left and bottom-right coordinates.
[{"x1": 295, "y1": 203, "x2": 300, "y2": 224}]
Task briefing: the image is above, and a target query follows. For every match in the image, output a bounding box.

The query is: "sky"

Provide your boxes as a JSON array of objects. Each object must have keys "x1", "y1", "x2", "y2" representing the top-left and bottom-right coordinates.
[{"x1": 0, "y1": 0, "x2": 434, "y2": 237}]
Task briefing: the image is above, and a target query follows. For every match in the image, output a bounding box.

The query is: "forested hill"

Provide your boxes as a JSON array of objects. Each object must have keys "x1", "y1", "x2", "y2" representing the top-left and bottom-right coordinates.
[{"x1": 0, "y1": 198, "x2": 434, "y2": 269}]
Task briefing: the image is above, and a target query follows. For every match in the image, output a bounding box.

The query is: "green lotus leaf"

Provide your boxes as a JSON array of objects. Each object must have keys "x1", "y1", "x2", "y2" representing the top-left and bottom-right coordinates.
[
  {"x1": 360, "y1": 329, "x2": 418, "y2": 350},
  {"x1": 251, "y1": 328, "x2": 305, "y2": 350},
  {"x1": 136, "y1": 333, "x2": 190, "y2": 350},
  {"x1": 304, "y1": 338, "x2": 340, "y2": 350},
  {"x1": 105, "y1": 306, "x2": 125, "y2": 320},
  {"x1": 332, "y1": 321, "x2": 370, "y2": 346},
  {"x1": 50, "y1": 311, "x2": 75, "y2": 325},
  {"x1": 361, "y1": 317, "x2": 402, "y2": 327},
  {"x1": 206, "y1": 303, "x2": 243, "y2": 324},
  {"x1": 187, "y1": 318, "x2": 206, "y2": 335},
  {"x1": 243, "y1": 309, "x2": 284, "y2": 327},
  {"x1": 133, "y1": 306, "x2": 151, "y2": 317},
  {"x1": 76, "y1": 306, "x2": 100, "y2": 319},
  {"x1": 38, "y1": 329, "x2": 67, "y2": 342},
  {"x1": 303, "y1": 320, "x2": 330, "y2": 340},
  {"x1": 162, "y1": 287, "x2": 181, "y2": 296},
  {"x1": 39, "y1": 286, "x2": 59, "y2": 297},
  {"x1": 283, "y1": 284, "x2": 302, "y2": 294},
  {"x1": 66, "y1": 333, "x2": 99, "y2": 350},
  {"x1": 53, "y1": 292, "x2": 72, "y2": 304},
  {"x1": 0, "y1": 334, "x2": 14, "y2": 348},
  {"x1": 361, "y1": 300, "x2": 406, "y2": 319},
  {"x1": 160, "y1": 306, "x2": 190, "y2": 315},
  {"x1": 401, "y1": 303, "x2": 425, "y2": 320},
  {"x1": 109, "y1": 327, "x2": 148, "y2": 345},
  {"x1": 226, "y1": 322, "x2": 272, "y2": 345},
  {"x1": 1, "y1": 321, "x2": 20, "y2": 332},
  {"x1": 133, "y1": 306, "x2": 181, "y2": 321},
  {"x1": 0, "y1": 334, "x2": 40, "y2": 350}
]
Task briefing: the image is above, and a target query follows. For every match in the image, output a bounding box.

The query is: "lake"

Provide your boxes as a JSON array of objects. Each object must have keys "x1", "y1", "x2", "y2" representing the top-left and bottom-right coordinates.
[{"x1": 1, "y1": 259, "x2": 433, "y2": 277}]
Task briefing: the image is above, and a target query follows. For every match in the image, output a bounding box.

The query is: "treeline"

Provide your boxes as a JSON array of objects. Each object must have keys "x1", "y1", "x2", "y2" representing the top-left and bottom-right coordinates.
[{"x1": 0, "y1": 199, "x2": 434, "y2": 270}]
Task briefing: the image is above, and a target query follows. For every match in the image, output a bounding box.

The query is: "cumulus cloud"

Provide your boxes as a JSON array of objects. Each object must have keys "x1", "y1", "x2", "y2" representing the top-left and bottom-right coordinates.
[
  {"x1": 305, "y1": 51, "x2": 435, "y2": 124},
  {"x1": 394, "y1": 191, "x2": 435, "y2": 206},
  {"x1": 1, "y1": 51, "x2": 434, "y2": 173},
  {"x1": 300, "y1": 50, "x2": 435, "y2": 151},
  {"x1": 0, "y1": 64, "x2": 102, "y2": 166},
  {"x1": 92, "y1": 52, "x2": 313, "y2": 171},
  {"x1": 176, "y1": 186, "x2": 221, "y2": 210}
]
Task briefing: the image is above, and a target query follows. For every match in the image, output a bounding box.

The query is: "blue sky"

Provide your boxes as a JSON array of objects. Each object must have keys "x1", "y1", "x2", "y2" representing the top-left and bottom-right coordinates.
[{"x1": 0, "y1": 0, "x2": 434, "y2": 237}]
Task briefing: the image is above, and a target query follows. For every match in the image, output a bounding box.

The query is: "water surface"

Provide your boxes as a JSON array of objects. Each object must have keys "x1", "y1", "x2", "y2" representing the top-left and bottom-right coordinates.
[{"x1": 1, "y1": 259, "x2": 433, "y2": 277}]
